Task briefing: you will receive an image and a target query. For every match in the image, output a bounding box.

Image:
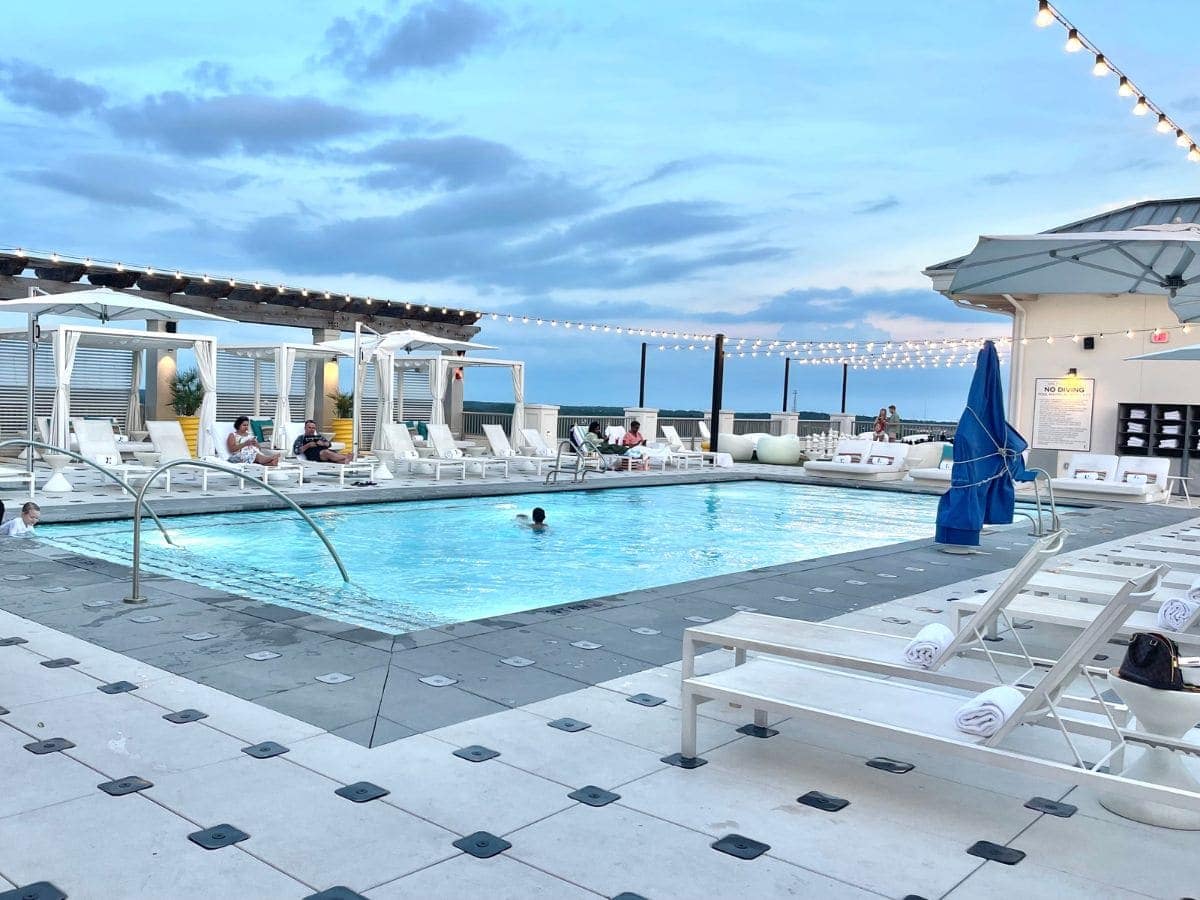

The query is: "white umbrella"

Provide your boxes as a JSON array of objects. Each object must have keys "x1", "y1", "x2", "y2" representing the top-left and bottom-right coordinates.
[
  {"x1": 0, "y1": 288, "x2": 231, "y2": 471},
  {"x1": 949, "y1": 224, "x2": 1200, "y2": 323},
  {"x1": 1127, "y1": 344, "x2": 1200, "y2": 362}
]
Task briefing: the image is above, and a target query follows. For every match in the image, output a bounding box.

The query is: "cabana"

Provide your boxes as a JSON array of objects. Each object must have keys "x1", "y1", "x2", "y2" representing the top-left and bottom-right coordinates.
[
  {"x1": 390, "y1": 354, "x2": 526, "y2": 444},
  {"x1": 0, "y1": 324, "x2": 219, "y2": 457},
  {"x1": 219, "y1": 343, "x2": 347, "y2": 450}
]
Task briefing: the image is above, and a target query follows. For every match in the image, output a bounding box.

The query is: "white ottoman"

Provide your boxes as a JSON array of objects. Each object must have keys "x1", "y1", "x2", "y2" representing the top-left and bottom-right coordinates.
[
  {"x1": 717, "y1": 433, "x2": 754, "y2": 462},
  {"x1": 755, "y1": 434, "x2": 802, "y2": 465}
]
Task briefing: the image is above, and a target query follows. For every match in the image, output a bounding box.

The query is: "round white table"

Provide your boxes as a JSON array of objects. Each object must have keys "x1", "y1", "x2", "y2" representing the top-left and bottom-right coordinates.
[{"x1": 42, "y1": 453, "x2": 74, "y2": 492}]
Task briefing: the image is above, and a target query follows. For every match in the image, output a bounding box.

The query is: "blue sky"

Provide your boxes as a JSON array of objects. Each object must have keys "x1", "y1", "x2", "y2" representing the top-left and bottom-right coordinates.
[{"x1": 1, "y1": 0, "x2": 1197, "y2": 418}]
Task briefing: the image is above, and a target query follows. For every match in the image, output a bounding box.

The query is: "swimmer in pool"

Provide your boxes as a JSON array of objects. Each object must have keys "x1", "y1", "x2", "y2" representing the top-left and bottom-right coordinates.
[{"x1": 516, "y1": 507, "x2": 548, "y2": 531}]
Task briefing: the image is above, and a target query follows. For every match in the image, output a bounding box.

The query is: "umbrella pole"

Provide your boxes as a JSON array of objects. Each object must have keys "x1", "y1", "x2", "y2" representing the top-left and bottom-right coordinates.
[
  {"x1": 840, "y1": 363, "x2": 848, "y2": 414},
  {"x1": 352, "y1": 321, "x2": 361, "y2": 460},
  {"x1": 638, "y1": 341, "x2": 647, "y2": 408},
  {"x1": 782, "y1": 357, "x2": 791, "y2": 412},
  {"x1": 25, "y1": 313, "x2": 35, "y2": 474},
  {"x1": 709, "y1": 334, "x2": 725, "y2": 453}
]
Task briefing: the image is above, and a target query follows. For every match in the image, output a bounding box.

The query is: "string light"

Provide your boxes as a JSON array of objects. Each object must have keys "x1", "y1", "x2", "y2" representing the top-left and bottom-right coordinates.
[{"x1": 1034, "y1": 2, "x2": 1196, "y2": 165}]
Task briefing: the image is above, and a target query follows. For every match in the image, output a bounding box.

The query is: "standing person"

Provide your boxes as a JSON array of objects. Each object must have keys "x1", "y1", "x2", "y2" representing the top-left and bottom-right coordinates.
[
  {"x1": 226, "y1": 416, "x2": 280, "y2": 466},
  {"x1": 0, "y1": 501, "x2": 40, "y2": 537},
  {"x1": 872, "y1": 408, "x2": 889, "y2": 441},
  {"x1": 293, "y1": 419, "x2": 348, "y2": 463},
  {"x1": 888, "y1": 404, "x2": 902, "y2": 441}
]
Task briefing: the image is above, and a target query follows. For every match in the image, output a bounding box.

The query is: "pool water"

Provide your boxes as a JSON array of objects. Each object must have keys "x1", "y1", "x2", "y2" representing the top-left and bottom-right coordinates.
[{"x1": 40, "y1": 483, "x2": 940, "y2": 634}]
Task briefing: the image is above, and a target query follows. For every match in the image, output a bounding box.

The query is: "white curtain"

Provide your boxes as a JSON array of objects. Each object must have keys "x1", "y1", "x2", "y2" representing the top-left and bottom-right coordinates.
[
  {"x1": 510, "y1": 362, "x2": 525, "y2": 441},
  {"x1": 429, "y1": 358, "x2": 448, "y2": 426},
  {"x1": 50, "y1": 329, "x2": 81, "y2": 449},
  {"x1": 394, "y1": 364, "x2": 405, "y2": 424},
  {"x1": 194, "y1": 339, "x2": 218, "y2": 458},
  {"x1": 252, "y1": 359, "x2": 262, "y2": 416},
  {"x1": 373, "y1": 350, "x2": 394, "y2": 449},
  {"x1": 304, "y1": 359, "x2": 317, "y2": 421},
  {"x1": 127, "y1": 349, "x2": 143, "y2": 435},
  {"x1": 272, "y1": 345, "x2": 295, "y2": 449},
  {"x1": 353, "y1": 347, "x2": 371, "y2": 452}
]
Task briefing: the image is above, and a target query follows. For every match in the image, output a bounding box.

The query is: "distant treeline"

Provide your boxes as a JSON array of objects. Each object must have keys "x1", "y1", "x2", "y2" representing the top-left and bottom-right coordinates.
[{"x1": 463, "y1": 401, "x2": 954, "y2": 425}]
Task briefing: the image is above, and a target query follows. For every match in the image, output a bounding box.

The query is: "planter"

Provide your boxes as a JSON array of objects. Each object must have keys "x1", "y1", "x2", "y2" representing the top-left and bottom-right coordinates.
[
  {"x1": 177, "y1": 415, "x2": 201, "y2": 457},
  {"x1": 330, "y1": 418, "x2": 354, "y2": 448}
]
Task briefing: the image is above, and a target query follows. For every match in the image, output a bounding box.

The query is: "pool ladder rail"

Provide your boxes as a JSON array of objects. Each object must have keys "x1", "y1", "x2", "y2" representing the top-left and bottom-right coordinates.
[{"x1": 545, "y1": 439, "x2": 591, "y2": 484}]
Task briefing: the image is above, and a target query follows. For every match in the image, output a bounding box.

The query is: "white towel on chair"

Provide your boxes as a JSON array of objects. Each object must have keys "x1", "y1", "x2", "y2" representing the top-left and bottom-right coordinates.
[
  {"x1": 954, "y1": 686, "x2": 1024, "y2": 737},
  {"x1": 1158, "y1": 580, "x2": 1200, "y2": 631},
  {"x1": 903, "y1": 623, "x2": 955, "y2": 668}
]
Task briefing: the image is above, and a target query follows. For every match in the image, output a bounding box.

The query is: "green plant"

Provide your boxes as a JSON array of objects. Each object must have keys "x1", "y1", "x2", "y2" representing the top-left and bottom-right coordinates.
[
  {"x1": 329, "y1": 390, "x2": 354, "y2": 418},
  {"x1": 169, "y1": 368, "x2": 205, "y2": 416}
]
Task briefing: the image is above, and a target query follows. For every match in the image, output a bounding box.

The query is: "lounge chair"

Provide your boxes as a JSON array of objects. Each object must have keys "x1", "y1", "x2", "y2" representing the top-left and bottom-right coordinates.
[
  {"x1": 0, "y1": 464, "x2": 35, "y2": 498},
  {"x1": 679, "y1": 568, "x2": 1200, "y2": 820},
  {"x1": 1050, "y1": 454, "x2": 1170, "y2": 503},
  {"x1": 386, "y1": 423, "x2": 465, "y2": 481},
  {"x1": 519, "y1": 428, "x2": 558, "y2": 459},
  {"x1": 804, "y1": 438, "x2": 909, "y2": 481},
  {"x1": 427, "y1": 423, "x2": 509, "y2": 479},
  {"x1": 146, "y1": 420, "x2": 248, "y2": 492},
  {"x1": 209, "y1": 421, "x2": 305, "y2": 487},
  {"x1": 658, "y1": 424, "x2": 707, "y2": 468},
  {"x1": 566, "y1": 424, "x2": 609, "y2": 472},
  {"x1": 284, "y1": 434, "x2": 376, "y2": 487},
  {"x1": 71, "y1": 417, "x2": 162, "y2": 490},
  {"x1": 482, "y1": 424, "x2": 548, "y2": 476}
]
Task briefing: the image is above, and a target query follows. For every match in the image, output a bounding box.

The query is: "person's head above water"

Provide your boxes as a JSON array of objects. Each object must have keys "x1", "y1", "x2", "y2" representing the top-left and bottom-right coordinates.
[{"x1": 532, "y1": 507, "x2": 546, "y2": 524}]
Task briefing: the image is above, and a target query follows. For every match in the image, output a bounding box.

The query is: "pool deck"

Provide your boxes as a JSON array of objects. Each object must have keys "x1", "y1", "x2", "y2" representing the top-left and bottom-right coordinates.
[{"x1": 1, "y1": 468, "x2": 1197, "y2": 898}]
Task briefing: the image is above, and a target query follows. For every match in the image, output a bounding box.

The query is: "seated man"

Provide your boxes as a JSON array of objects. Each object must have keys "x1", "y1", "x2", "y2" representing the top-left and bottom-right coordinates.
[{"x1": 292, "y1": 419, "x2": 349, "y2": 463}]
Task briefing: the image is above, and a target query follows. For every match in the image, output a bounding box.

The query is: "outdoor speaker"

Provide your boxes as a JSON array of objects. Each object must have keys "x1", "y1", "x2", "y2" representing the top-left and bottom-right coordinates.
[
  {"x1": 1082, "y1": 336, "x2": 1095, "y2": 350},
  {"x1": 166, "y1": 321, "x2": 178, "y2": 334}
]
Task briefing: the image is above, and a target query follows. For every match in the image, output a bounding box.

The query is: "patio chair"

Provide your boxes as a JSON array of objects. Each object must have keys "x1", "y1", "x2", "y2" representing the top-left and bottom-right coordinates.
[
  {"x1": 146, "y1": 420, "x2": 250, "y2": 492},
  {"x1": 284, "y1": 433, "x2": 376, "y2": 488},
  {"x1": 482, "y1": 424, "x2": 548, "y2": 476},
  {"x1": 209, "y1": 421, "x2": 305, "y2": 487},
  {"x1": 519, "y1": 427, "x2": 558, "y2": 459},
  {"x1": 0, "y1": 464, "x2": 36, "y2": 499},
  {"x1": 658, "y1": 424, "x2": 707, "y2": 468},
  {"x1": 679, "y1": 568, "x2": 1200, "y2": 822},
  {"x1": 71, "y1": 417, "x2": 163, "y2": 490},
  {"x1": 387, "y1": 423, "x2": 466, "y2": 481},
  {"x1": 427, "y1": 423, "x2": 509, "y2": 479}
]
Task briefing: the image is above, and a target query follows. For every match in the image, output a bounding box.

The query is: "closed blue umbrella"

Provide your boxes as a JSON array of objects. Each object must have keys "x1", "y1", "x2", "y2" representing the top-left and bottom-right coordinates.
[{"x1": 935, "y1": 341, "x2": 1034, "y2": 547}]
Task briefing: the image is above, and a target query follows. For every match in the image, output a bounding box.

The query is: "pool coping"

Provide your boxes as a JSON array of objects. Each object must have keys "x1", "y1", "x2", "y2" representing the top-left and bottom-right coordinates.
[{"x1": 4, "y1": 492, "x2": 1192, "y2": 748}]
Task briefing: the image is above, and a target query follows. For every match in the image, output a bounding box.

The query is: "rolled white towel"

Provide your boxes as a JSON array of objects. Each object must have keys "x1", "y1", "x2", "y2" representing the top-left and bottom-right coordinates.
[
  {"x1": 903, "y1": 623, "x2": 955, "y2": 668},
  {"x1": 954, "y1": 685, "x2": 1025, "y2": 738},
  {"x1": 1157, "y1": 596, "x2": 1200, "y2": 632}
]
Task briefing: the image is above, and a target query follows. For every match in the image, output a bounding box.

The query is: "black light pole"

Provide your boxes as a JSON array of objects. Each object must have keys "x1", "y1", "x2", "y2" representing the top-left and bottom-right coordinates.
[
  {"x1": 709, "y1": 333, "x2": 725, "y2": 452},
  {"x1": 638, "y1": 341, "x2": 647, "y2": 408},
  {"x1": 782, "y1": 357, "x2": 791, "y2": 412},
  {"x1": 840, "y1": 363, "x2": 848, "y2": 414}
]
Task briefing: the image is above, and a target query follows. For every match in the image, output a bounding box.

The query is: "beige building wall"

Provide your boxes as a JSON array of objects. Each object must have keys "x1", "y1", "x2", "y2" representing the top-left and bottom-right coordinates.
[{"x1": 1006, "y1": 292, "x2": 1200, "y2": 476}]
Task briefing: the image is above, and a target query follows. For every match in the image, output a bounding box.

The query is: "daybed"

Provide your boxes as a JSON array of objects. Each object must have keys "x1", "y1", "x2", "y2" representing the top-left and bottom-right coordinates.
[
  {"x1": 803, "y1": 438, "x2": 909, "y2": 481},
  {"x1": 1050, "y1": 453, "x2": 1170, "y2": 503}
]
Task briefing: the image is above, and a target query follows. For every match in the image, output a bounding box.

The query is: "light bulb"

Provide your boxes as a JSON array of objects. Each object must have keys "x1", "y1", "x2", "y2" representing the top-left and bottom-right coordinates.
[
  {"x1": 1117, "y1": 76, "x2": 1134, "y2": 97},
  {"x1": 1157, "y1": 114, "x2": 1172, "y2": 134},
  {"x1": 1064, "y1": 28, "x2": 1083, "y2": 52},
  {"x1": 1177, "y1": 130, "x2": 1190, "y2": 148},
  {"x1": 1092, "y1": 54, "x2": 1108, "y2": 76},
  {"x1": 1132, "y1": 97, "x2": 1149, "y2": 116},
  {"x1": 1126, "y1": 330, "x2": 1135, "y2": 338},
  {"x1": 1190, "y1": 145, "x2": 1200, "y2": 163}
]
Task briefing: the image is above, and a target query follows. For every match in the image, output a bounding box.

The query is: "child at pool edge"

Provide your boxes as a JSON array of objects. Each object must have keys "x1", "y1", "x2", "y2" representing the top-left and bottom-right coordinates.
[
  {"x1": 516, "y1": 507, "x2": 548, "y2": 531},
  {"x1": 0, "y1": 501, "x2": 41, "y2": 537}
]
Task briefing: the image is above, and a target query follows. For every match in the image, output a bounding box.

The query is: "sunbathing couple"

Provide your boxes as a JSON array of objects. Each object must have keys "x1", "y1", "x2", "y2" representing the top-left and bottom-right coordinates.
[
  {"x1": 580, "y1": 420, "x2": 646, "y2": 454},
  {"x1": 226, "y1": 417, "x2": 349, "y2": 466}
]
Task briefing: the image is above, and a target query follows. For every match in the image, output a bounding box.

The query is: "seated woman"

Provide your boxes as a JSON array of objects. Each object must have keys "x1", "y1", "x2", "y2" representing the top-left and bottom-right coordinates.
[
  {"x1": 227, "y1": 415, "x2": 281, "y2": 466},
  {"x1": 872, "y1": 407, "x2": 890, "y2": 442},
  {"x1": 585, "y1": 421, "x2": 626, "y2": 455}
]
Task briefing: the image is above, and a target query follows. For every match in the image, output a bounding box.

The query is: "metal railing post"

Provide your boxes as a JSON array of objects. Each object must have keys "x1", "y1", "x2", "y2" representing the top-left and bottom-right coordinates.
[{"x1": 125, "y1": 458, "x2": 350, "y2": 603}]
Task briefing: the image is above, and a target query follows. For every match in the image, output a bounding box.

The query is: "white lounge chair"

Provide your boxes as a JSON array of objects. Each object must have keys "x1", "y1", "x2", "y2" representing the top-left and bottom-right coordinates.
[
  {"x1": 680, "y1": 569, "x2": 1200, "y2": 821},
  {"x1": 210, "y1": 421, "x2": 305, "y2": 487},
  {"x1": 1051, "y1": 454, "x2": 1170, "y2": 503},
  {"x1": 519, "y1": 427, "x2": 558, "y2": 459},
  {"x1": 482, "y1": 424, "x2": 548, "y2": 476},
  {"x1": 804, "y1": 439, "x2": 909, "y2": 481},
  {"x1": 146, "y1": 420, "x2": 249, "y2": 492},
  {"x1": 427, "y1": 423, "x2": 509, "y2": 479},
  {"x1": 284, "y1": 434, "x2": 376, "y2": 487},
  {"x1": 71, "y1": 417, "x2": 162, "y2": 490},
  {"x1": 659, "y1": 424, "x2": 708, "y2": 468},
  {"x1": 0, "y1": 464, "x2": 35, "y2": 498},
  {"x1": 386, "y1": 424, "x2": 465, "y2": 481}
]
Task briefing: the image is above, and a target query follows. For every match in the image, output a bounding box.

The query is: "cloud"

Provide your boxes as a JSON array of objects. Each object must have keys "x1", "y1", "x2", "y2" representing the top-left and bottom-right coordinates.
[
  {"x1": 628, "y1": 154, "x2": 762, "y2": 189},
  {"x1": 1175, "y1": 94, "x2": 1200, "y2": 112},
  {"x1": 356, "y1": 135, "x2": 523, "y2": 190},
  {"x1": 186, "y1": 61, "x2": 233, "y2": 92},
  {"x1": 104, "y1": 92, "x2": 385, "y2": 157},
  {"x1": 854, "y1": 195, "x2": 900, "y2": 215},
  {"x1": 977, "y1": 170, "x2": 1027, "y2": 187},
  {"x1": 558, "y1": 201, "x2": 744, "y2": 250},
  {"x1": 0, "y1": 60, "x2": 106, "y2": 115},
  {"x1": 323, "y1": 0, "x2": 503, "y2": 79}
]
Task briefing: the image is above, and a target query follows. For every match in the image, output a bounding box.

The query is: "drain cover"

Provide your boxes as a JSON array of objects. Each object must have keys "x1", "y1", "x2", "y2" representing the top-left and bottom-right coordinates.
[
  {"x1": 731, "y1": 605, "x2": 758, "y2": 612},
  {"x1": 419, "y1": 675, "x2": 458, "y2": 687},
  {"x1": 188, "y1": 824, "x2": 249, "y2": 850},
  {"x1": 570, "y1": 640, "x2": 603, "y2": 650},
  {"x1": 303, "y1": 888, "x2": 368, "y2": 900},
  {"x1": 315, "y1": 672, "x2": 354, "y2": 684},
  {"x1": 242, "y1": 741, "x2": 289, "y2": 759},
  {"x1": 1024, "y1": 796, "x2": 1077, "y2": 817},
  {"x1": 24, "y1": 738, "x2": 75, "y2": 755},
  {"x1": 335, "y1": 781, "x2": 390, "y2": 803},
  {"x1": 163, "y1": 709, "x2": 208, "y2": 724},
  {"x1": 0, "y1": 883, "x2": 67, "y2": 900},
  {"x1": 245, "y1": 650, "x2": 281, "y2": 661},
  {"x1": 798, "y1": 790, "x2": 849, "y2": 812},
  {"x1": 97, "y1": 681, "x2": 138, "y2": 694},
  {"x1": 846, "y1": 579, "x2": 867, "y2": 585},
  {"x1": 811, "y1": 587, "x2": 834, "y2": 593},
  {"x1": 547, "y1": 717, "x2": 590, "y2": 732},
  {"x1": 568, "y1": 785, "x2": 620, "y2": 807},
  {"x1": 40, "y1": 587, "x2": 69, "y2": 593},
  {"x1": 711, "y1": 834, "x2": 769, "y2": 860},
  {"x1": 611, "y1": 895, "x2": 649, "y2": 900},
  {"x1": 98, "y1": 776, "x2": 153, "y2": 796},
  {"x1": 966, "y1": 840, "x2": 1025, "y2": 865},
  {"x1": 2, "y1": 574, "x2": 30, "y2": 581},
  {"x1": 500, "y1": 656, "x2": 535, "y2": 667},
  {"x1": 453, "y1": 831, "x2": 511, "y2": 859},
  {"x1": 773, "y1": 595, "x2": 800, "y2": 602},
  {"x1": 735, "y1": 724, "x2": 778, "y2": 739},
  {"x1": 0, "y1": 636, "x2": 29, "y2": 645},
  {"x1": 627, "y1": 693, "x2": 666, "y2": 707},
  {"x1": 183, "y1": 632, "x2": 218, "y2": 641},
  {"x1": 684, "y1": 616, "x2": 712, "y2": 624},
  {"x1": 40, "y1": 658, "x2": 78, "y2": 668},
  {"x1": 866, "y1": 757, "x2": 914, "y2": 774},
  {"x1": 453, "y1": 745, "x2": 500, "y2": 762},
  {"x1": 128, "y1": 615, "x2": 161, "y2": 623},
  {"x1": 661, "y1": 753, "x2": 707, "y2": 769},
  {"x1": 83, "y1": 599, "x2": 113, "y2": 609},
  {"x1": 630, "y1": 627, "x2": 661, "y2": 635}
]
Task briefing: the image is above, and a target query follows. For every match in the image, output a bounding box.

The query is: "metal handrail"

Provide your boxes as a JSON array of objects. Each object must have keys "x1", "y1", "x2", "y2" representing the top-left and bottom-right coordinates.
[
  {"x1": 125, "y1": 458, "x2": 350, "y2": 603},
  {"x1": 0, "y1": 438, "x2": 175, "y2": 546},
  {"x1": 1025, "y1": 467, "x2": 1061, "y2": 536}
]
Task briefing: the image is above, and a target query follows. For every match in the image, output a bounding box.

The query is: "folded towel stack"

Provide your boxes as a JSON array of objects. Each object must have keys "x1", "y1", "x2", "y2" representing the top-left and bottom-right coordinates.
[
  {"x1": 954, "y1": 685, "x2": 1025, "y2": 737},
  {"x1": 1157, "y1": 577, "x2": 1200, "y2": 631},
  {"x1": 903, "y1": 623, "x2": 955, "y2": 668}
]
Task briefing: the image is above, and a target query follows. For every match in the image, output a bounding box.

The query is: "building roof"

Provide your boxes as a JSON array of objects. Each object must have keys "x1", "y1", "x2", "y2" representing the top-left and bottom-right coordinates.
[{"x1": 925, "y1": 197, "x2": 1200, "y2": 274}]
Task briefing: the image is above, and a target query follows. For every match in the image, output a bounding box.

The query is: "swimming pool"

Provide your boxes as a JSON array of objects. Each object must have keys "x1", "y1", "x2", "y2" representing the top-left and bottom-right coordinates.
[{"x1": 40, "y1": 483, "x2": 941, "y2": 634}]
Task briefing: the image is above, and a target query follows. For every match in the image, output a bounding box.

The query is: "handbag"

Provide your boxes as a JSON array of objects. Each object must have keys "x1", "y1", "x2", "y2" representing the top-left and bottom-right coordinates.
[{"x1": 1117, "y1": 632, "x2": 1184, "y2": 690}]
